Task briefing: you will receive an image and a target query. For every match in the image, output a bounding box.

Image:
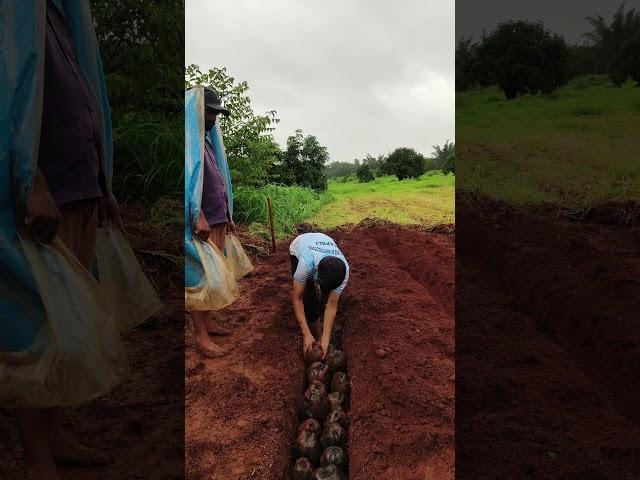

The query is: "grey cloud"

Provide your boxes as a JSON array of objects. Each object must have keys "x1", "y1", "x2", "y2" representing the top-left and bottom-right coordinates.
[{"x1": 187, "y1": 0, "x2": 454, "y2": 162}]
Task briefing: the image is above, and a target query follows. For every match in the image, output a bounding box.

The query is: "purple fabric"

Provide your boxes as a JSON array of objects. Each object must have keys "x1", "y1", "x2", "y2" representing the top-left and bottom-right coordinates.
[
  {"x1": 201, "y1": 139, "x2": 230, "y2": 226},
  {"x1": 38, "y1": 0, "x2": 105, "y2": 207}
]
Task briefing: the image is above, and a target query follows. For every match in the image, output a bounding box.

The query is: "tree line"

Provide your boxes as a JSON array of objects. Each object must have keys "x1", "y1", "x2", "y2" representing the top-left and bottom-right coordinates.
[
  {"x1": 456, "y1": 3, "x2": 640, "y2": 98},
  {"x1": 328, "y1": 142, "x2": 455, "y2": 183}
]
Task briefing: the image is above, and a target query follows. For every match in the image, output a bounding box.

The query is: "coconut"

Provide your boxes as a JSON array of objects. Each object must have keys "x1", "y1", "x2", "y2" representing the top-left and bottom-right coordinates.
[
  {"x1": 329, "y1": 323, "x2": 343, "y2": 346},
  {"x1": 313, "y1": 464, "x2": 346, "y2": 480},
  {"x1": 319, "y1": 446, "x2": 348, "y2": 471},
  {"x1": 325, "y1": 349, "x2": 346, "y2": 374},
  {"x1": 298, "y1": 418, "x2": 322, "y2": 437},
  {"x1": 326, "y1": 392, "x2": 347, "y2": 411},
  {"x1": 302, "y1": 380, "x2": 329, "y2": 420},
  {"x1": 320, "y1": 422, "x2": 347, "y2": 449},
  {"x1": 323, "y1": 407, "x2": 348, "y2": 429},
  {"x1": 330, "y1": 372, "x2": 350, "y2": 395},
  {"x1": 307, "y1": 362, "x2": 330, "y2": 386},
  {"x1": 305, "y1": 343, "x2": 324, "y2": 364},
  {"x1": 292, "y1": 457, "x2": 314, "y2": 480},
  {"x1": 296, "y1": 430, "x2": 321, "y2": 465}
]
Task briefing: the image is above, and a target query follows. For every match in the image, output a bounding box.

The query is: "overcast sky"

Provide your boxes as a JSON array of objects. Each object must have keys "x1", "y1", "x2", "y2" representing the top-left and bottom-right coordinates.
[
  {"x1": 186, "y1": 0, "x2": 454, "y2": 164},
  {"x1": 457, "y1": 0, "x2": 640, "y2": 43}
]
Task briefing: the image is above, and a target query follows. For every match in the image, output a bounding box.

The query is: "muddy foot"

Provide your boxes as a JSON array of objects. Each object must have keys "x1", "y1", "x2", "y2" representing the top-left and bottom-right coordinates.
[
  {"x1": 195, "y1": 336, "x2": 228, "y2": 358},
  {"x1": 206, "y1": 317, "x2": 232, "y2": 336}
]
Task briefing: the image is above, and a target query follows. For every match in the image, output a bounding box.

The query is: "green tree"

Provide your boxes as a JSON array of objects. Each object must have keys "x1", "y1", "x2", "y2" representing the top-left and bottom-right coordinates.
[
  {"x1": 432, "y1": 141, "x2": 455, "y2": 175},
  {"x1": 456, "y1": 36, "x2": 477, "y2": 91},
  {"x1": 474, "y1": 21, "x2": 569, "y2": 99},
  {"x1": 362, "y1": 153, "x2": 388, "y2": 176},
  {"x1": 91, "y1": 0, "x2": 184, "y2": 202},
  {"x1": 386, "y1": 147, "x2": 425, "y2": 181},
  {"x1": 326, "y1": 161, "x2": 357, "y2": 178},
  {"x1": 92, "y1": 0, "x2": 184, "y2": 114},
  {"x1": 610, "y1": 34, "x2": 640, "y2": 85},
  {"x1": 356, "y1": 163, "x2": 375, "y2": 183},
  {"x1": 185, "y1": 64, "x2": 280, "y2": 186},
  {"x1": 279, "y1": 130, "x2": 329, "y2": 191},
  {"x1": 585, "y1": 2, "x2": 640, "y2": 81},
  {"x1": 423, "y1": 156, "x2": 437, "y2": 172}
]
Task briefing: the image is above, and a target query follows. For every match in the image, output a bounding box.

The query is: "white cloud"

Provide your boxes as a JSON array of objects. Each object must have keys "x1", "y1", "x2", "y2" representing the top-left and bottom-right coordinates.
[{"x1": 186, "y1": 0, "x2": 454, "y2": 162}]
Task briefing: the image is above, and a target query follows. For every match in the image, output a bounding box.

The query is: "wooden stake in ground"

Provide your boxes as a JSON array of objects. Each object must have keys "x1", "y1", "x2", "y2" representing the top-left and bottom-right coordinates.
[{"x1": 267, "y1": 197, "x2": 276, "y2": 253}]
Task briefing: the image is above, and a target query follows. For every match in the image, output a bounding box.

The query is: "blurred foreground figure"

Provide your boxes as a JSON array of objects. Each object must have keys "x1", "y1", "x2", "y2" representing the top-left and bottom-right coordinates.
[{"x1": 1, "y1": 2, "x2": 160, "y2": 478}]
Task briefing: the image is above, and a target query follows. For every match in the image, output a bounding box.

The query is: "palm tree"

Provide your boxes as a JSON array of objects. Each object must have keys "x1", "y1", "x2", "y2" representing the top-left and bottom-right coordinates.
[
  {"x1": 584, "y1": 3, "x2": 640, "y2": 70},
  {"x1": 432, "y1": 141, "x2": 455, "y2": 175}
]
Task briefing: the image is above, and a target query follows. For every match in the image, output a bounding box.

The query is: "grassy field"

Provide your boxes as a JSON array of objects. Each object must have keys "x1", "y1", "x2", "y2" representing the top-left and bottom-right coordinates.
[
  {"x1": 310, "y1": 173, "x2": 455, "y2": 228},
  {"x1": 234, "y1": 184, "x2": 332, "y2": 238},
  {"x1": 457, "y1": 75, "x2": 640, "y2": 209}
]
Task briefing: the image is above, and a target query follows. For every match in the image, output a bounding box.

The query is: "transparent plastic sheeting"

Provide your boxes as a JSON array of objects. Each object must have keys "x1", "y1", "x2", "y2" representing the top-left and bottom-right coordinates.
[
  {"x1": 184, "y1": 86, "x2": 254, "y2": 311},
  {"x1": 0, "y1": 1, "x2": 160, "y2": 408}
]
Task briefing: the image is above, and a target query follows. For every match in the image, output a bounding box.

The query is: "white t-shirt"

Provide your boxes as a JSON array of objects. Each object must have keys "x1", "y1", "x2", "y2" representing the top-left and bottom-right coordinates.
[{"x1": 289, "y1": 233, "x2": 350, "y2": 294}]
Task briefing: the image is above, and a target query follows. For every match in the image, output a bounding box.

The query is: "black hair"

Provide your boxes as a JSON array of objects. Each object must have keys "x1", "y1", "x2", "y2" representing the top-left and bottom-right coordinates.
[{"x1": 317, "y1": 256, "x2": 346, "y2": 293}]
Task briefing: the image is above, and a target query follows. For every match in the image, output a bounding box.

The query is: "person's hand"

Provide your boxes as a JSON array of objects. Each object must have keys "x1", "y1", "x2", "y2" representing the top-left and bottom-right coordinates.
[
  {"x1": 195, "y1": 212, "x2": 210, "y2": 242},
  {"x1": 24, "y1": 169, "x2": 61, "y2": 243},
  {"x1": 320, "y1": 336, "x2": 330, "y2": 359},
  {"x1": 98, "y1": 194, "x2": 124, "y2": 231},
  {"x1": 302, "y1": 333, "x2": 315, "y2": 357}
]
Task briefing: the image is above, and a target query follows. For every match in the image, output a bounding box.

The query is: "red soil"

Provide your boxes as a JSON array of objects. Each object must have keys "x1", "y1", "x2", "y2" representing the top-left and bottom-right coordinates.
[
  {"x1": 185, "y1": 225, "x2": 455, "y2": 480},
  {"x1": 0, "y1": 203, "x2": 184, "y2": 480},
  {"x1": 456, "y1": 197, "x2": 640, "y2": 479}
]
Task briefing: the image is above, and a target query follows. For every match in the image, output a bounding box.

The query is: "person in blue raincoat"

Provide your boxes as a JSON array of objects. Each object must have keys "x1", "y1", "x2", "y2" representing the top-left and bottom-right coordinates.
[
  {"x1": 1, "y1": 1, "x2": 124, "y2": 478},
  {"x1": 190, "y1": 87, "x2": 239, "y2": 357}
]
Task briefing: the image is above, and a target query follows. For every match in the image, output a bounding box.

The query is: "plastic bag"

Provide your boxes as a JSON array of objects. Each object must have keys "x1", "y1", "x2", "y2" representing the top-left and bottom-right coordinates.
[
  {"x1": 0, "y1": 232, "x2": 128, "y2": 409},
  {"x1": 225, "y1": 234, "x2": 253, "y2": 279},
  {"x1": 95, "y1": 225, "x2": 163, "y2": 331},
  {"x1": 185, "y1": 238, "x2": 239, "y2": 311}
]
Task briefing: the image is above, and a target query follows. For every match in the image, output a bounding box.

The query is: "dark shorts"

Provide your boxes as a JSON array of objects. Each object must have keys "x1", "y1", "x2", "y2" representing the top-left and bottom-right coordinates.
[{"x1": 290, "y1": 254, "x2": 320, "y2": 324}]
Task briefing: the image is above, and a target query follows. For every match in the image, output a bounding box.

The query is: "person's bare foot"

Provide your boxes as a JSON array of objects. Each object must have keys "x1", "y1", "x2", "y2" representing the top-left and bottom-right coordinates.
[
  {"x1": 206, "y1": 317, "x2": 231, "y2": 336},
  {"x1": 51, "y1": 435, "x2": 112, "y2": 467},
  {"x1": 195, "y1": 334, "x2": 227, "y2": 358}
]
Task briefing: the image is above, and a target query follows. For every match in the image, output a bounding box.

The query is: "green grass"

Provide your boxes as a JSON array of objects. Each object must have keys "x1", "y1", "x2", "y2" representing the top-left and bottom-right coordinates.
[
  {"x1": 112, "y1": 112, "x2": 183, "y2": 204},
  {"x1": 457, "y1": 75, "x2": 640, "y2": 208},
  {"x1": 310, "y1": 173, "x2": 455, "y2": 228},
  {"x1": 234, "y1": 184, "x2": 332, "y2": 238}
]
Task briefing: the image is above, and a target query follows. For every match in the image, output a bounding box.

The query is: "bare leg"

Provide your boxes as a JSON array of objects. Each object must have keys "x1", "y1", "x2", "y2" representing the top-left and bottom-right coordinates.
[
  {"x1": 15, "y1": 409, "x2": 61, "y2": 480},
  {"x1": 206, "y1": 312, "x2": 231, "y2": 336},
  {"x1": 47, "y1": 408, "x2": 111, "y2": 466},
  {"x1": 51, "y1": 202, "x2": 110, "y2": 467},
  {"x1": 192, "y1": 311, "x2": 227, "y2": 357}
]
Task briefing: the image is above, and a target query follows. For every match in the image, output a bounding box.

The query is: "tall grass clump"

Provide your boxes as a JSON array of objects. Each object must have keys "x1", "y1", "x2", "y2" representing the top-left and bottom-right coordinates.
[
  {"x1": 234, "y1": 185, "x2": 332, "y2": 237},
  {"x1": 112, "y1": 112, "x2": 183, "y2": 203}
]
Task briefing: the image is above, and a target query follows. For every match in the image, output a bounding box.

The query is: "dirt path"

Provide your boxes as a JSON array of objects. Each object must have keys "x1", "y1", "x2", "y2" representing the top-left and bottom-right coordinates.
[
  {"x1": 456, "y1": 197, "x2": 640, "y2": 479},
  {"x1": 185, "y1": 225, "x2": 455, "y2": 480}
]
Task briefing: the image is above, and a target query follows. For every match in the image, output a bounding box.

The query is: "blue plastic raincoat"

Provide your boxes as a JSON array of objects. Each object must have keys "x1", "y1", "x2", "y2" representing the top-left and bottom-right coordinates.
[
  {"x1": 1, "y1": 1, "x2": 113, "y2": 352},
  {"x1": 184, "y1": 86, "x2": 238, "y2": 311},
  {"x1": 0, "y1": 1, "x2": 143, "y2": 408}
]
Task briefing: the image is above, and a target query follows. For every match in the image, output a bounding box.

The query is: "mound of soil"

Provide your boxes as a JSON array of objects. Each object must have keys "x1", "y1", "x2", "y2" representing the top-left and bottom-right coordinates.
[
  {"x1": 456, "y1": 195, "x2": 640, "y2": 479},
  {"x1": 185, "y1": 225, "x2": 455, "y2": 480},
  {"x1": 335, "y1": 227, "x2": 455, "y2": 479}
]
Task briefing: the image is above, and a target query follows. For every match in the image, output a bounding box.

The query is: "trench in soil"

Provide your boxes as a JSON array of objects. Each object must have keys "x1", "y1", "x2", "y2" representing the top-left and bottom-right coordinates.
[
  {"x1": 185, "y1": 226, "x2": 455, "y2": 480},
  {"x1": 288, "y1": 323, "x2": 350, "y2": 479},
  {"x1": 456, "y1": 196, "x2": 640, "y2": 479}
]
